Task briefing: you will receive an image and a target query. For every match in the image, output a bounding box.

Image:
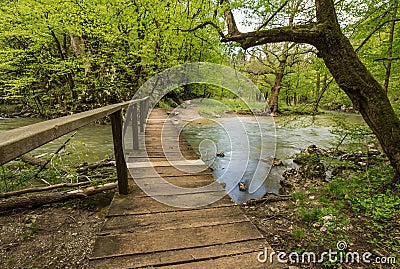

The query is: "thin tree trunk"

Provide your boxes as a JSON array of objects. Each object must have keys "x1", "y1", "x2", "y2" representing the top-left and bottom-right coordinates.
[
  {"x1": 384, "y1": 0, "x2": 398, "y2": 93},
  {"x1": 268, "y1": 37, "x2": 290, "y2": 116},
  {"x1": 314, "y1": 75, "x2": 330, "y2": 112},
  {"x1": 316, "y1": 70, "x2": 321, "y2": 99},
  {"x1": 0, "y1": 179, "x2": 113, "y2": 199}
]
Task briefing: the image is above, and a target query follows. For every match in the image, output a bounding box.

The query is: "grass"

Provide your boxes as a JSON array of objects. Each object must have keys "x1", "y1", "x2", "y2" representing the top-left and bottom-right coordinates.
[{"x1": 288, "y1": 152, "x2": 400, "y2": 263}]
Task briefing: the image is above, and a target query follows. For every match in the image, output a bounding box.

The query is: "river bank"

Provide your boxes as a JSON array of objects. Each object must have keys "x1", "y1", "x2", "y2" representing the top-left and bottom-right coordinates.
[{"x1": 241, "y1": 145, "x2": 399, "y2": 268}]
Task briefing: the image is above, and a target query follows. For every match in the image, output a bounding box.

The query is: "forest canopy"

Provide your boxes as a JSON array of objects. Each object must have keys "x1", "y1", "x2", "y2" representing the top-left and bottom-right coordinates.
[{"x1": 0, "y1": 0, "x2": 399, "y2": 118}]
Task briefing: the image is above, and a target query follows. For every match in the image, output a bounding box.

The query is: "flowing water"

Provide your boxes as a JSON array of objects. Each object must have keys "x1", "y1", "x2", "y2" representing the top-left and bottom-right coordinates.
[
  {"x1": 0, "y1": 111, "x2": 364, "y2": 203},
  {"x1": 178, "y1": 112, "x2": 365, "y2": 204}
]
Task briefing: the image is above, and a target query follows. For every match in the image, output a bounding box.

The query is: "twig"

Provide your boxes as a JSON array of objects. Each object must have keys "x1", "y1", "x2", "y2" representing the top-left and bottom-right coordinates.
[
  {"x1": 373, "y1": 56, "x2": 400, "y2": 62},
  {"x1": 19, "y1": 154, "x2": 51, "y2": 169},
  {"x1": 355, "y1": 19, "x2": 400, "y2": 52},
  {"x1": 34, "y1": 131, "x2": 78, "y2": 180},
  {"x1": 257, "y1": 0, "x2": 289, "y2": 31},
  {"x1": 335, "y1": 133, "x2": 348, "y2": 151},
  {"x1": 174, "y1": 21, "x2": 225, "y2": 38},
  {"x1": 75, "y1": 158, "x2": 115, "y2": 173}
]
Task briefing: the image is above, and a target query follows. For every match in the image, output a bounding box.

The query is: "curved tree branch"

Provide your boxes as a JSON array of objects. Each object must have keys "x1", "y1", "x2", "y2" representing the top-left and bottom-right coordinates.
[{"x1": 221, "y1": 23, "x2": 323, "y2": 49}]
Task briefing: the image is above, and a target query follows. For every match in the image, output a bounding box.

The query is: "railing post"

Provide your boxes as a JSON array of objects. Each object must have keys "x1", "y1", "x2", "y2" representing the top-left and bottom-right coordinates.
[
  {"x1": 111, "y1": 109, "x2": 129, "y2": 195},
  {"x1": 140, "y1": 100, "x2": 146, "y2": 133},
  {"x1": 132, "y1": 104, "x2": 139, "y2": 150}
]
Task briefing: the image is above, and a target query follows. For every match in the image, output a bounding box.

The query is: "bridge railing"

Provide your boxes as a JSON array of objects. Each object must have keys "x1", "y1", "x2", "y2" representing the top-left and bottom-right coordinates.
[{"x1": 0, "y1": 97, "x2": 149, "y2": 195}]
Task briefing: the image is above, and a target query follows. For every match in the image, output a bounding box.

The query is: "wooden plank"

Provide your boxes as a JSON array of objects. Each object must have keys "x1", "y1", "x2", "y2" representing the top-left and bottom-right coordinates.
[
  {"x1": 128, "y1": 167, "x2": 212, "y2": 178},
  {"x1": 107, "y1": 193, "x2": 235, "y2": 216},
  {"x1": 132, "y1": 178, "x2": 220, "y2": 190},
  {"x1": 126, "y1": 159, "x2": 205, "y2": 168},
  {"x1": 126, "y1": 153, "x2": 199, "y2": 159},
  {"x1": 111, "y1": 110, "x2": 128, "y2": 195},
  {"x1": 126, "y1": 156, "x2": 199, "y2": 162},
  {"x1": 130, "y1": 172, "x2": 213, "y2": 179},
  {"x1": 89, "y1": 240, "x2": 269, "y2": 269},
  {"x1": 100, "y1": 206, "x2": 249, "y2": 235},
  {"x1": 131, "y1": 175, "x2": 214, "y2": 185},
  {"x1": 133, "y1": 187, "x2": 226, "y2": 198},
  {"x1": 163, "y1": 252, "x2": 284, "y2": 269},
  {"x1": 91, "y1": 222, "x2": 264, "y2": 259}
]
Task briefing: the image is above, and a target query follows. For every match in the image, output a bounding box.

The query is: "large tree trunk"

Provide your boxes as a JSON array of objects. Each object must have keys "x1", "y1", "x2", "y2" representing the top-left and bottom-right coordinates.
[
  {"x1": 314, "y1": 25, "x2": 400, "y2": 182},
  {"x1": 219, "y1": 0, "x2": 400, "y2": 182}
]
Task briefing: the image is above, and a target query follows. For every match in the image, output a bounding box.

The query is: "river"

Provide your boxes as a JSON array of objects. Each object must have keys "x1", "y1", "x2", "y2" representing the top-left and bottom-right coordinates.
[{"x1": 0, "y1": 111, "x2": 365, "y2": 203}]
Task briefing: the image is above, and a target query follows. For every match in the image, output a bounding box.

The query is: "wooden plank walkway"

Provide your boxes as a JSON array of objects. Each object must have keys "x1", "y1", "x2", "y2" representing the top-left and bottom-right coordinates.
[{"x1": 89, "y1": 109, "x2": 283, "y2": 268}]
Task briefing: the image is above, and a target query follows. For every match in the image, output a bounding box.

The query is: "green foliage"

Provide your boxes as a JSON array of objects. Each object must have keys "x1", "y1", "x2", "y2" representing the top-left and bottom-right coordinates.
[
  {"x1": 291, "y1": 228, "x2": 306, "y2": 239},
  {"x1": 0, "y1": 0, "x2": 225, "y2": 116},
  {"x1": 293, "y1": 153, "x2": 320, "y2": 165}
]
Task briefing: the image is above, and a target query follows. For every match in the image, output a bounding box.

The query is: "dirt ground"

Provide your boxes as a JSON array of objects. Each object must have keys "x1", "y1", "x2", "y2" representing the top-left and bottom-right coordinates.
[{"x1": 0, "y1": 191, "x2": 113, "y2": 269}]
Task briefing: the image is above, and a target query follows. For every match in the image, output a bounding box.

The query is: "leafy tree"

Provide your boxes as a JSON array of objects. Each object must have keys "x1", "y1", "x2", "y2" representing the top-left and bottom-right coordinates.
[
  {"x1": 0, "y1": 0, "x2": 225, "y2": 116},
  {"x1": 182, "y1": 0, "x2": 400, "y2": 182}
]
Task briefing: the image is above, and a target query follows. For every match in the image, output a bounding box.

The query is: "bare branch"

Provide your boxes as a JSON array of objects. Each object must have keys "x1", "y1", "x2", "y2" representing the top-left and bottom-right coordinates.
[
  {"x1": 355, "y1": 19, "x2": 400, "y2": 52},
  {"x1": 374, "y1": 57, "x2": 400, "y2": 62},
  {"x1": 257, "y1": 0, "x2": 290, "y2": 31},
  {"x1": 175, "y1": 21, "x2": 225, "y2": 39}
]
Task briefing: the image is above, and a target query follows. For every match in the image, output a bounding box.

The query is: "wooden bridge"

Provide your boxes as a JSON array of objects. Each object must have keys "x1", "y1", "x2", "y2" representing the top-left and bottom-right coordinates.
[
  {"x1": 0, "y1": 100, "x2": 282, "y2": 268},
  {"x1": 89, "y1": 108, "x2": 283, "y2": 268}
]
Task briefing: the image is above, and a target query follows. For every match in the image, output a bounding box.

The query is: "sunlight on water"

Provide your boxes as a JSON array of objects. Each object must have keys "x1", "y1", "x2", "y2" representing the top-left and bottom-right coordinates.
[{"x1": 180, "y1": 112, "x2": 364, "y2": 204}]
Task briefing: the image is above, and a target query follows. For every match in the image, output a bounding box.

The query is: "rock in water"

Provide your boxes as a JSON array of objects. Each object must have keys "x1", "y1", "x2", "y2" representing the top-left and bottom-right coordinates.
[
  {"x1": 273, "y1": 158, "x2": 283, "y2": 166},
  {"x1": 238, "y1": 182, "x2": 247, "y2": 192},
  {"x1": 216, "y1": 152, "x2": 225, "y2": 157}
]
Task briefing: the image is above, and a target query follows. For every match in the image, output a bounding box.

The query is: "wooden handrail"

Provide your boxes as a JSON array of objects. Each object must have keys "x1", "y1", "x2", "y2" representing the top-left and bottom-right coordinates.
[{"x1": 0, "y1": 97, "x2": 149, "y2": 194}]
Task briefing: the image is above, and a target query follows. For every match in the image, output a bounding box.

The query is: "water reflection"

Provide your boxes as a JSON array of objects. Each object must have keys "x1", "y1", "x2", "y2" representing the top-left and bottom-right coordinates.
[{"x1": 179, "y1": 115, "x2": 356, "y2": 204}]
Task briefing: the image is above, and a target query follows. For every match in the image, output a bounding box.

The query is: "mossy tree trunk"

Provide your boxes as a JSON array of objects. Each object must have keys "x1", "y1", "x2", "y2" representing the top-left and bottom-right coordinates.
[{"x1": 220, "y1": 0, "x2": 400, "y2": 182}]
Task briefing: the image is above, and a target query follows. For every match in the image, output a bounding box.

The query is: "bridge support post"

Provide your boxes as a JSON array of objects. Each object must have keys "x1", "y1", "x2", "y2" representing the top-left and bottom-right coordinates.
[
  {"x1": 140, "y1": 100, "x2": 146, "y2": 133},
  {"x1": 132, "y1": 104, "x2": 139, "y2": 150},
  {"x1": 111, "y1": 109, "x2": 129, "y2": 195}
]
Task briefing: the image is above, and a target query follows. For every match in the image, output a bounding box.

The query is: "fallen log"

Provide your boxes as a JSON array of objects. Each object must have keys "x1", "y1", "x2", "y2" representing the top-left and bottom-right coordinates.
[
  {"x1": 76, "y1": 158, "x2": 115, "y2": 173},
  {"x1": 0, "y1": 178, "x2": 114, "y2": 199},
  {"x1": 0, "y1": 182, "x2": 117, "y2": 212},
  {"x1": 245, "y1": 193, "x2": 291, "y2": 206}
]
